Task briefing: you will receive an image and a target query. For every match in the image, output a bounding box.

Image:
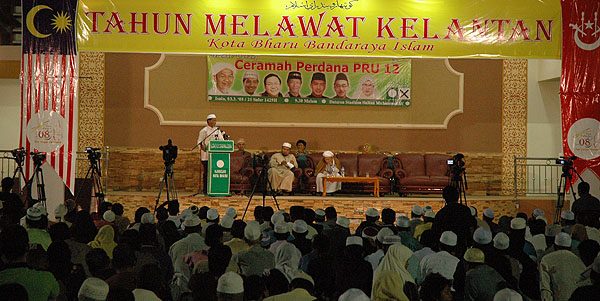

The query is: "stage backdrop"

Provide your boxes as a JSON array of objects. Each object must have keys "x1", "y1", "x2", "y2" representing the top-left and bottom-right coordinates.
[{"x1": 76, "y1": 0, "x2": 560, "y2": 58}]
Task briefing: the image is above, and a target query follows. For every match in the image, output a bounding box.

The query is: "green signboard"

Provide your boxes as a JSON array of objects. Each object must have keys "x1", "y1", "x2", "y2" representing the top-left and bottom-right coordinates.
[{"x1": 207, "y1": 140, "x2": 234, "y2": 196}]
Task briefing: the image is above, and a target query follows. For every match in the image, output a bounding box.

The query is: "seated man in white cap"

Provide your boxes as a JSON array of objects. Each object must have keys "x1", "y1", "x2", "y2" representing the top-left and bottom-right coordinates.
[
  {"x1": 78, "y1": 277, "x2": 109, "y2": 301},
  {"x1": 355, "y1": 208, "x2": 380, "y2": 237},
  {"x1": 560, "y1": 209, "x2": 576, "y2": 234},
  {"x1": 235, "y1": 138, "x2": 250, "y2": 156},
  {"x1": 197, "y1": 113, "x2": 225, "y2": 194},
  {"x1": 217, "y1": 271, "x2": 244, "y2": 300},
  {"x1": 314, "y1": 151, "x2": 342, "y2": 195},
  {"x1": 409, "y1": 205, "x2": 424, "y2": 236},
  {"x1": 209, "y1": 62, "x2": 238, "y2": 95},
  {"x1": 419, "y1": 231, "x2": 460, "y2": 284},
  {"x1": 169, "y1": 215, "x2": 207, "y2": 296},
  {"x1": 231, "y1": 221, "x2": 275, "y2": 276},
  {"x1": 241, "y1": 70, "x2": 259, "y2": 96},
  {"x1": 268, "y1": 142, "x2": 298, "y2": 194}
]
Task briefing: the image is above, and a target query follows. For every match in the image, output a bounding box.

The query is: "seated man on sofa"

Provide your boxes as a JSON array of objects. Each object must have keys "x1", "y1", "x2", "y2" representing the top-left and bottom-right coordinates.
[
  {"x1": 268, "y1": 142, "x2": 298, "y2": 193},
  {"x1": 315, "y1": 151, "x2": 342, "y2": 194}
]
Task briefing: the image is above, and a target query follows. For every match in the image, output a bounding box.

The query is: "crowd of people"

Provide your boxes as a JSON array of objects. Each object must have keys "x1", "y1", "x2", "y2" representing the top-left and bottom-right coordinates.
[{"x1": 1, "y1": 175, "x2": 600, "y2": 300}]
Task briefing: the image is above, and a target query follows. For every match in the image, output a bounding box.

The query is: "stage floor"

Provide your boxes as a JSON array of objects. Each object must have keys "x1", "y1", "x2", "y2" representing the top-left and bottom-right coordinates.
[{"x1": 106, "y1": 190, "x2": 559, "y2": 227}]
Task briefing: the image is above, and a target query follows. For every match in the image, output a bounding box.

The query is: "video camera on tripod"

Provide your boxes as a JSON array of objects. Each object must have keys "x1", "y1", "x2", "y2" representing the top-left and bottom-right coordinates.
[
  {"x1": 30, "y1": 151, "x2": 46, "y2": 166},
  {"x1": 86, "y1": 147, "x2": 102, "y2": 162},
  {"x1": 11, "y1": 147, "x2": 27, "y2": 165},
  {"x1": 556, "y1": 156, "x2": 577, "y2": 175},
  {"x1": 447, "y1": 153, "x2": 466, "y2": 180},
  {"x1": 159, "y1": 139, "x2": 178, "y2": 167}
]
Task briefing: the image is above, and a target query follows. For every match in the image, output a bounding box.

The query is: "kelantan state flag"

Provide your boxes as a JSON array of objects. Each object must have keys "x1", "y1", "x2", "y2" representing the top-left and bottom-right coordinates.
[{"x1": 20, "y1": 0, "x2": 79, "y2": 192}]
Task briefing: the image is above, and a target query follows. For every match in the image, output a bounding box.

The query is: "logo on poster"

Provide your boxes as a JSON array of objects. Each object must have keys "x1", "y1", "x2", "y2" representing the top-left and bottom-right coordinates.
[
  {"x1": 26, "y1": 111, "x2": 66, "y2": 153},
  {"x1": 567, "y1": 118, "x2": 600, "y2": 160},
  {"x1": 569, "y1": 10, "x2": 600, "y2": 51}
]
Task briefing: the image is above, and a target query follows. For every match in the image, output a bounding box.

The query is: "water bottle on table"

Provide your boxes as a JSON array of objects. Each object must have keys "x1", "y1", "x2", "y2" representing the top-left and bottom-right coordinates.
[{"x1": 341, "y1": 166, "x2": 345, "y2": 177}]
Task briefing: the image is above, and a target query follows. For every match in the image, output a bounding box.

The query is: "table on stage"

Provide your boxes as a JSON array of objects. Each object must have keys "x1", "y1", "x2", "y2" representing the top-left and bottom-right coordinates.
[{"x1": 322, "y1": 177, "x2": 380, "y2": 197}]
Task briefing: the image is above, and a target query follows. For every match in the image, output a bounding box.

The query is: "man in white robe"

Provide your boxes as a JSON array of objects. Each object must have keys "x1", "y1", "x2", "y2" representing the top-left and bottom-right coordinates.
[
  {"x1": 268, "y1": 142, "x2": 298, "y2": 193},
  {"x1": 315, "y1": 151, "x2": 342, "y2": 194},
  {"x1": 197, "y1": 113, "x2": 224, "y2": 194}
]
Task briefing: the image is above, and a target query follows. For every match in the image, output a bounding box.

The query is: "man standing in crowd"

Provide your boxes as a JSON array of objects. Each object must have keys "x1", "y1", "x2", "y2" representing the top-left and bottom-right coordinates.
[
  {"x1": 197, "y1": 113, "x2": 224, "y2": 194},
  {"x1": 333, "y1": 73, "x2": 351, "y2": 99},
  {"x1": 432, "y1": 185, "x2": 476, "y2": 253},
  {"x1": 285, "y1": 71, "x2": 303, "y2": 98},
  {"x1": 241, "y1": 70, "x2": 259, "y2": 96},
  {"x1": 571, "y1": 182, "x2": 600, "y2": 226},
  {"x1": 268, "y1": 142, "x2": 298, "y2": 194},
  {"x1": 308, "y1": 72, "x2": 328, "y2": 98},
  {"x1": 209, "y1": 62, "x2": 237, "y2": 95}
]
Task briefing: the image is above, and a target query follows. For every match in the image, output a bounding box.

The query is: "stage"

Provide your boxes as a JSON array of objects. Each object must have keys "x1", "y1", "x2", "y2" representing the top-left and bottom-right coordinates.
[{"x1": 106, "y1": 190, "x2": 560, "y2": 228}]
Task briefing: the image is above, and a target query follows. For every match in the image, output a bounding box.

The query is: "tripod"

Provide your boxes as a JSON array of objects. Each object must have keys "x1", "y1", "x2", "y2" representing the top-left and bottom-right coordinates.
[
  {"x1": 25, "y1": 157, "x2": 47, "y2": 209},
  {"x1": 449, "y1": 168, "x2": 468, "y2": 206},
  {"x1": 241, "y1": 155, "x2": 280, "y2": 220},
  {"x1": 155, "y1": 162, "x2": 178, "y2": 213},
  {"x1": 11, "y1": 149, "x2": 27, "y2": 194},
  {"x1": 75, "y1": 154, "x2": 105, "y2": 205},
  {"x1": 555, "y1": 165, "x2": 581, "y2": 223}
]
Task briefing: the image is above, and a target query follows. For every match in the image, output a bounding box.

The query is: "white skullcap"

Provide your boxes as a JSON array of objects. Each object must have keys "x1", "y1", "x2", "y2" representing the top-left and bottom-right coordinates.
[
  {"x1": 315, "y1": 209, "x2": 326, "y2": 217},
  {"x1": 464, "y1": 248, "x2": 485, "y2": 263},
  {"x1": 323, "y1": 151, "x2": 334, "y2": 158},
  {"x1": 510, "y1": 218, "x2": 526, "y2": 230},
  {"x1": 26, "y1": 207, "x2": 42, "y2": 221},
  {"x1": 217, "y1": 271, "x2": 244, "y2": 294},
  {"x1": 383, "y1": 235, "x2": 403, "y2": 245},
  {"x1": 282, "y1": 142, "x2": 292, "y2": 148},
  {"x1": 141, "y1": 212, "x2": 155, "y2": 224},
  {"x1": 293, "y1": 220, "x2": 308, "y2": 233},
  {"x1": 473, "y1": 227, "x2": 493, "y2": 245},
  {"x1": 211, "y1": 62, "x2": 235, "y2": 76},
  {"x1": 561, "y1": 210, "x2": 575, "y2": 221},
  {"x1": 376, "y1": 227, "x2": 394, "y2": 243},
  {"x1": 274, "y1": 222, "x2": 289, "y2": 234},
  {"x1": 483, "y1": 208, "x2": 494, "y2": 219},
  {"x1": 339, "y1": 288, "x2": 370, "y2": 301},
  {"x1": 424, "y1": 210, "x2": 435, "y2": 218},
  {"x1": 493, "y1": 288, "x2": 523, "y2": 301},
  {"x1": 244, "y1": 220, "x2": 262, "y2": 241},
  {"x1": 292, "y1": 271, "x2": 314, "y2": 285},
  {"x1": 396, "y1": 216, "x2": 410, "y2": 228},
  {"x1": 180, "y1": 209, "x2": 192, "y2": 220},
  {"x1": 78, "y1": 277, "x2": 109, "y2": 300},
  {"x1": 236, "y1": 138, "x2": 246, "y2": 144},
  {"x1": 271, "y1": 212, "x2": 285, "y2": 225},
  {"x1": 33, "y1": 202, "x2": 47, "y2": 216},
  {"x1": 554, "y1": 232, "x2": 572, "y2": 247},
  {"x1": 183, "y1": 215, "x2": 201, "y2": 228},
  {"x1": 411, "y1": 205, "x2": 423, "y2": 216},
  {"x1": 103, "y1": 210, "x2": 115, "y2": 223},
  {"x1": 545, "y1": 224, "x2": 562, "y2": 237},
  {"x1": 366, "y1": 208, "x2": 379, "y2": 218},
  {"x1": 469, "y1": 206, "x2": 477, "y2": 217},
  {"x1": 493, "y1": 232, "x2": 510, "y2": 250},
  {"x1": 207, "y1": 208, "x2": 219, "y2": 221},
  {"x1": 440, "y1": 231, "x2": 457, "y2": 247},
  {"x1": 220, "y1": 215, "x2": 234, "y2": 229},
  {"x1": 346, "y1": 236, "x2": 363, "y2": 246},
  {"x1": 533, "y1": 208, "x2": 544, "y2": 218},
  {"x1": 242, "y1": 70, "x2": 259, "y2": 80},
  {"x1": 336, "y1": 216, "x2": 350, "y2": 228},
  {"x1": 225, "y1": 207, "x2": 237, "y2": 218},
  {"x1": 206, "y1": 113, "x2": 217, "y2": 120},
  {"x1": 54, "y1": 204, "x2": 68, "y2": 218}
]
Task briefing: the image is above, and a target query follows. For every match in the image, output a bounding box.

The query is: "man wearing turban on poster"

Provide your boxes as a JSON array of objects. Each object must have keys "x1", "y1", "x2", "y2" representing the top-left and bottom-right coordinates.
[
  {"x1": 209, "y1": 62, "x2": 238, "y2": 95},
  {"x1": 268, "y1": 142, "x2": 298, "y2": 193}
]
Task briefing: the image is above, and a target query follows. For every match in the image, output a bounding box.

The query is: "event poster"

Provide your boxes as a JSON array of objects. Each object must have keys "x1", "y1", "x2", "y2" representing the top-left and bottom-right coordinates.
[{"x1": 207, "y1": 55, "x2": 411, "y2": 107}]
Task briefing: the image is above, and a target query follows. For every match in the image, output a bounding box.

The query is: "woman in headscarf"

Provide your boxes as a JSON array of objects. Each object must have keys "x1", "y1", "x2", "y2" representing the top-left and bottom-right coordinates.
[
  {"x1": 352, "y1": 75, "x2": 380, "y2": 99},
  {"x1": 88, "y1": 225, "x2": 118, "y2": 258},
  {"x1": 372, "y1": 270, "x2": 409, "y2": 301},
  {"x1": 372, "y1": 244, "x2": 416, "y2": 301},
  {"x1": 274, "y1": 241, "x2": 302, "y2": 282}
]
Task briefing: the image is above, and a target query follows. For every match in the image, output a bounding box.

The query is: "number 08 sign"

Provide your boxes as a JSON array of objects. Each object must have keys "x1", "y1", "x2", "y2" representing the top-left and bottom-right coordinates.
[{"x1": 567, "y1": 118, "x2": 600, "y2": 160}]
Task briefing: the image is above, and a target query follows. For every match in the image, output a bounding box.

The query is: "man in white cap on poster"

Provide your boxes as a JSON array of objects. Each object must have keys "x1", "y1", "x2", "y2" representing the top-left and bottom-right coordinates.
[
  {"x1": 197, "y1": 113, "x2": 225, "y2": 194},
  {"x1": 241, "y1": 70, "x2": 259, "y2": 96},
  {"x1": 314, "y1": 151, "x2": 342, "y2": 195},
  {"x1": 209, "y1": 62, "x2": 238, "y2": 95},
  {"x1": 268, "y1": 142, "x2": 298, "y2": 194}
]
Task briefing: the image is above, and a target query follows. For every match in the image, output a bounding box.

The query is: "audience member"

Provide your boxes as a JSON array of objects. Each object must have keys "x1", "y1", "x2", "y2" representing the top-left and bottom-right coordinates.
[
  {"x1": 432, "y1": 186, "x2": 476, "y2": 253},
  {"x1": 264, "y1": 271, "x2": 315, "y2": 300},
  {"x1": 419, "y1": 273, "x2": 453, "y2": 301},
  {"x1": 78, "y1": 277, "x2": 109, "y2": 301},
  {"x1": 217, "y1": 271, "x2": 244, "y2": 301},
  {"x1": 572, "y1": 182, "x2": 600, "y2": 226},
  {"x1": 88, "y1": 225, "x2": 117, "y2": 258},
  {"x1": 231, "y1": 221, "x2": 274, "y2": 276},
  {"x1": 463, "y1": 248, "x2": 506, "y2": 301}
]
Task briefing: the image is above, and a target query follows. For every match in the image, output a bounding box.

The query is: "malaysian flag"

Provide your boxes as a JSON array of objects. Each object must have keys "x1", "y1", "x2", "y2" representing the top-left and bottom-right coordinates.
[{"x1": 21, "y1": 0, "x2": 79, "y2": 192}]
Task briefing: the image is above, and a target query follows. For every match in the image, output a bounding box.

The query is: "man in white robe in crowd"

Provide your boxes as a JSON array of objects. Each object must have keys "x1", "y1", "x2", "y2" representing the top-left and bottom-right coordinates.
[
  {"x1": 268, "y1": 142, "x2": 298, "y2": 193},
  {"x1": 315, "y1": 151, "x2": 342, "y2": 194}
]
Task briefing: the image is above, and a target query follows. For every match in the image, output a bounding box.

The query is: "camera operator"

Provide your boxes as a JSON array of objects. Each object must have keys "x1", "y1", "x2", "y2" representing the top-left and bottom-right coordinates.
[
  {"x1": 571, "y1": 182, "x2": 600, "y2": 227},
  {"x1": 196, "y1": 114, "x2": 225, "y2": 195}
]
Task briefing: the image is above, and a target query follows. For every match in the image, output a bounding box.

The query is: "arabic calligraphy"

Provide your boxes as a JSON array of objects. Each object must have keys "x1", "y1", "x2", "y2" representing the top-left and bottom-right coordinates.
[{"x1": 285, "y1": 0, "x2": 358, "y2": 11}]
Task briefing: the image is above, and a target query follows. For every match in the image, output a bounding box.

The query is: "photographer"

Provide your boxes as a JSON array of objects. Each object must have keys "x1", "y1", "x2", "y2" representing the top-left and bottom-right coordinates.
[{"x1": 571, "y1": 182, "x2": 600, "y2": 227}]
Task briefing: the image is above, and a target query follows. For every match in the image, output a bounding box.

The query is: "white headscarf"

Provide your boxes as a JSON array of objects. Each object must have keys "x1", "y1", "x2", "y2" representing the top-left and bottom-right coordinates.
[
  {"x1": 274, "y1": 242, "x2": 302, "y2": 282},
  {"x1": 352, "y1": 75, "x2": 380, "y2": 100},
  {"x1": 372, "y1": 244, "x2": 414, "y2": 295}
]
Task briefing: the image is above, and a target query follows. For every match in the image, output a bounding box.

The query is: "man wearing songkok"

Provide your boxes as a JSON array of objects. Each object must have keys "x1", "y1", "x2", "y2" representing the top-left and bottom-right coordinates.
[
  {"x1": 333, "y1": 73, "x2": 351, "y2": 99},
  {"x1": 355, "y1": 207, "x2": 380, "y2": 237},
  {"x1": 539, "y1": 232, "x2": 590, "y2": 301},
  {"x1": 463, "y1": 248, "x2": 506, "y2": 301},
  {"x1": 231, "y1": 221, "x2": 275, "y2": 276},
  {"x1": 560, "y1": 209, "x2": 575, "y2": 234},
  {"x1": 571, "y1": 181, "x2": 600, "y2": 226},
  {"x1": 216, "y1": 271, "x2": 244, "y2": 300},
  {"x1": 285, "y1": 71, "x2": 303, "y2": 98},
  {"x1": 78, "y1": 277, "x2": 109, "y2": 300},
  {"x1": 241, "y1": 70, "x2": 259, "y2": 96},
  {"x1": 420, "y1": 231, "x2": 460, "y2": 283},
  {"x1": 315, "y1": 151, "x2": 342, "y2": 194},
  {"x1": 209, "y1": 62, "x2": 237, "y2": 95},
  {"x1": 409, "y1": 205, "x2": 424, "y2": 235},
  {"x1": 264, "y1": 271, "x2": 316, "y2": 300},
  {"x1": 197, "y1": 114, "x2": 225, "y2": 194},
  {"x1": 169, "y1": 215, "x2": 207, "y2": 296},
  {"x1": 307, "y1": 72, "x2": 328, "y2": 98},
  {"x1": 268, "y1": 142, "x2": 298, "y2": 193}
]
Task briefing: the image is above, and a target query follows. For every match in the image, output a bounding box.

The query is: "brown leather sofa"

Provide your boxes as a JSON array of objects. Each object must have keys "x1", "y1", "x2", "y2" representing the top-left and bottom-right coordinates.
[
  {"x1": 393, "y1": 153, "x2": 452, "y2": 194},
  {"x1": 229, "y1": 151, "x2": 254, "y2": 194},
  {"x1": 304, "y1": 153, "x2": 393, "y2": 195}
]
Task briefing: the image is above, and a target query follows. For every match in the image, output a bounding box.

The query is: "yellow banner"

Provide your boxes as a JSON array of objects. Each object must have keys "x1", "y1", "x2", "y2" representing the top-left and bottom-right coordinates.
[{"x1": 76, "y1": 0, "x2": 561, "y2": 58}]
